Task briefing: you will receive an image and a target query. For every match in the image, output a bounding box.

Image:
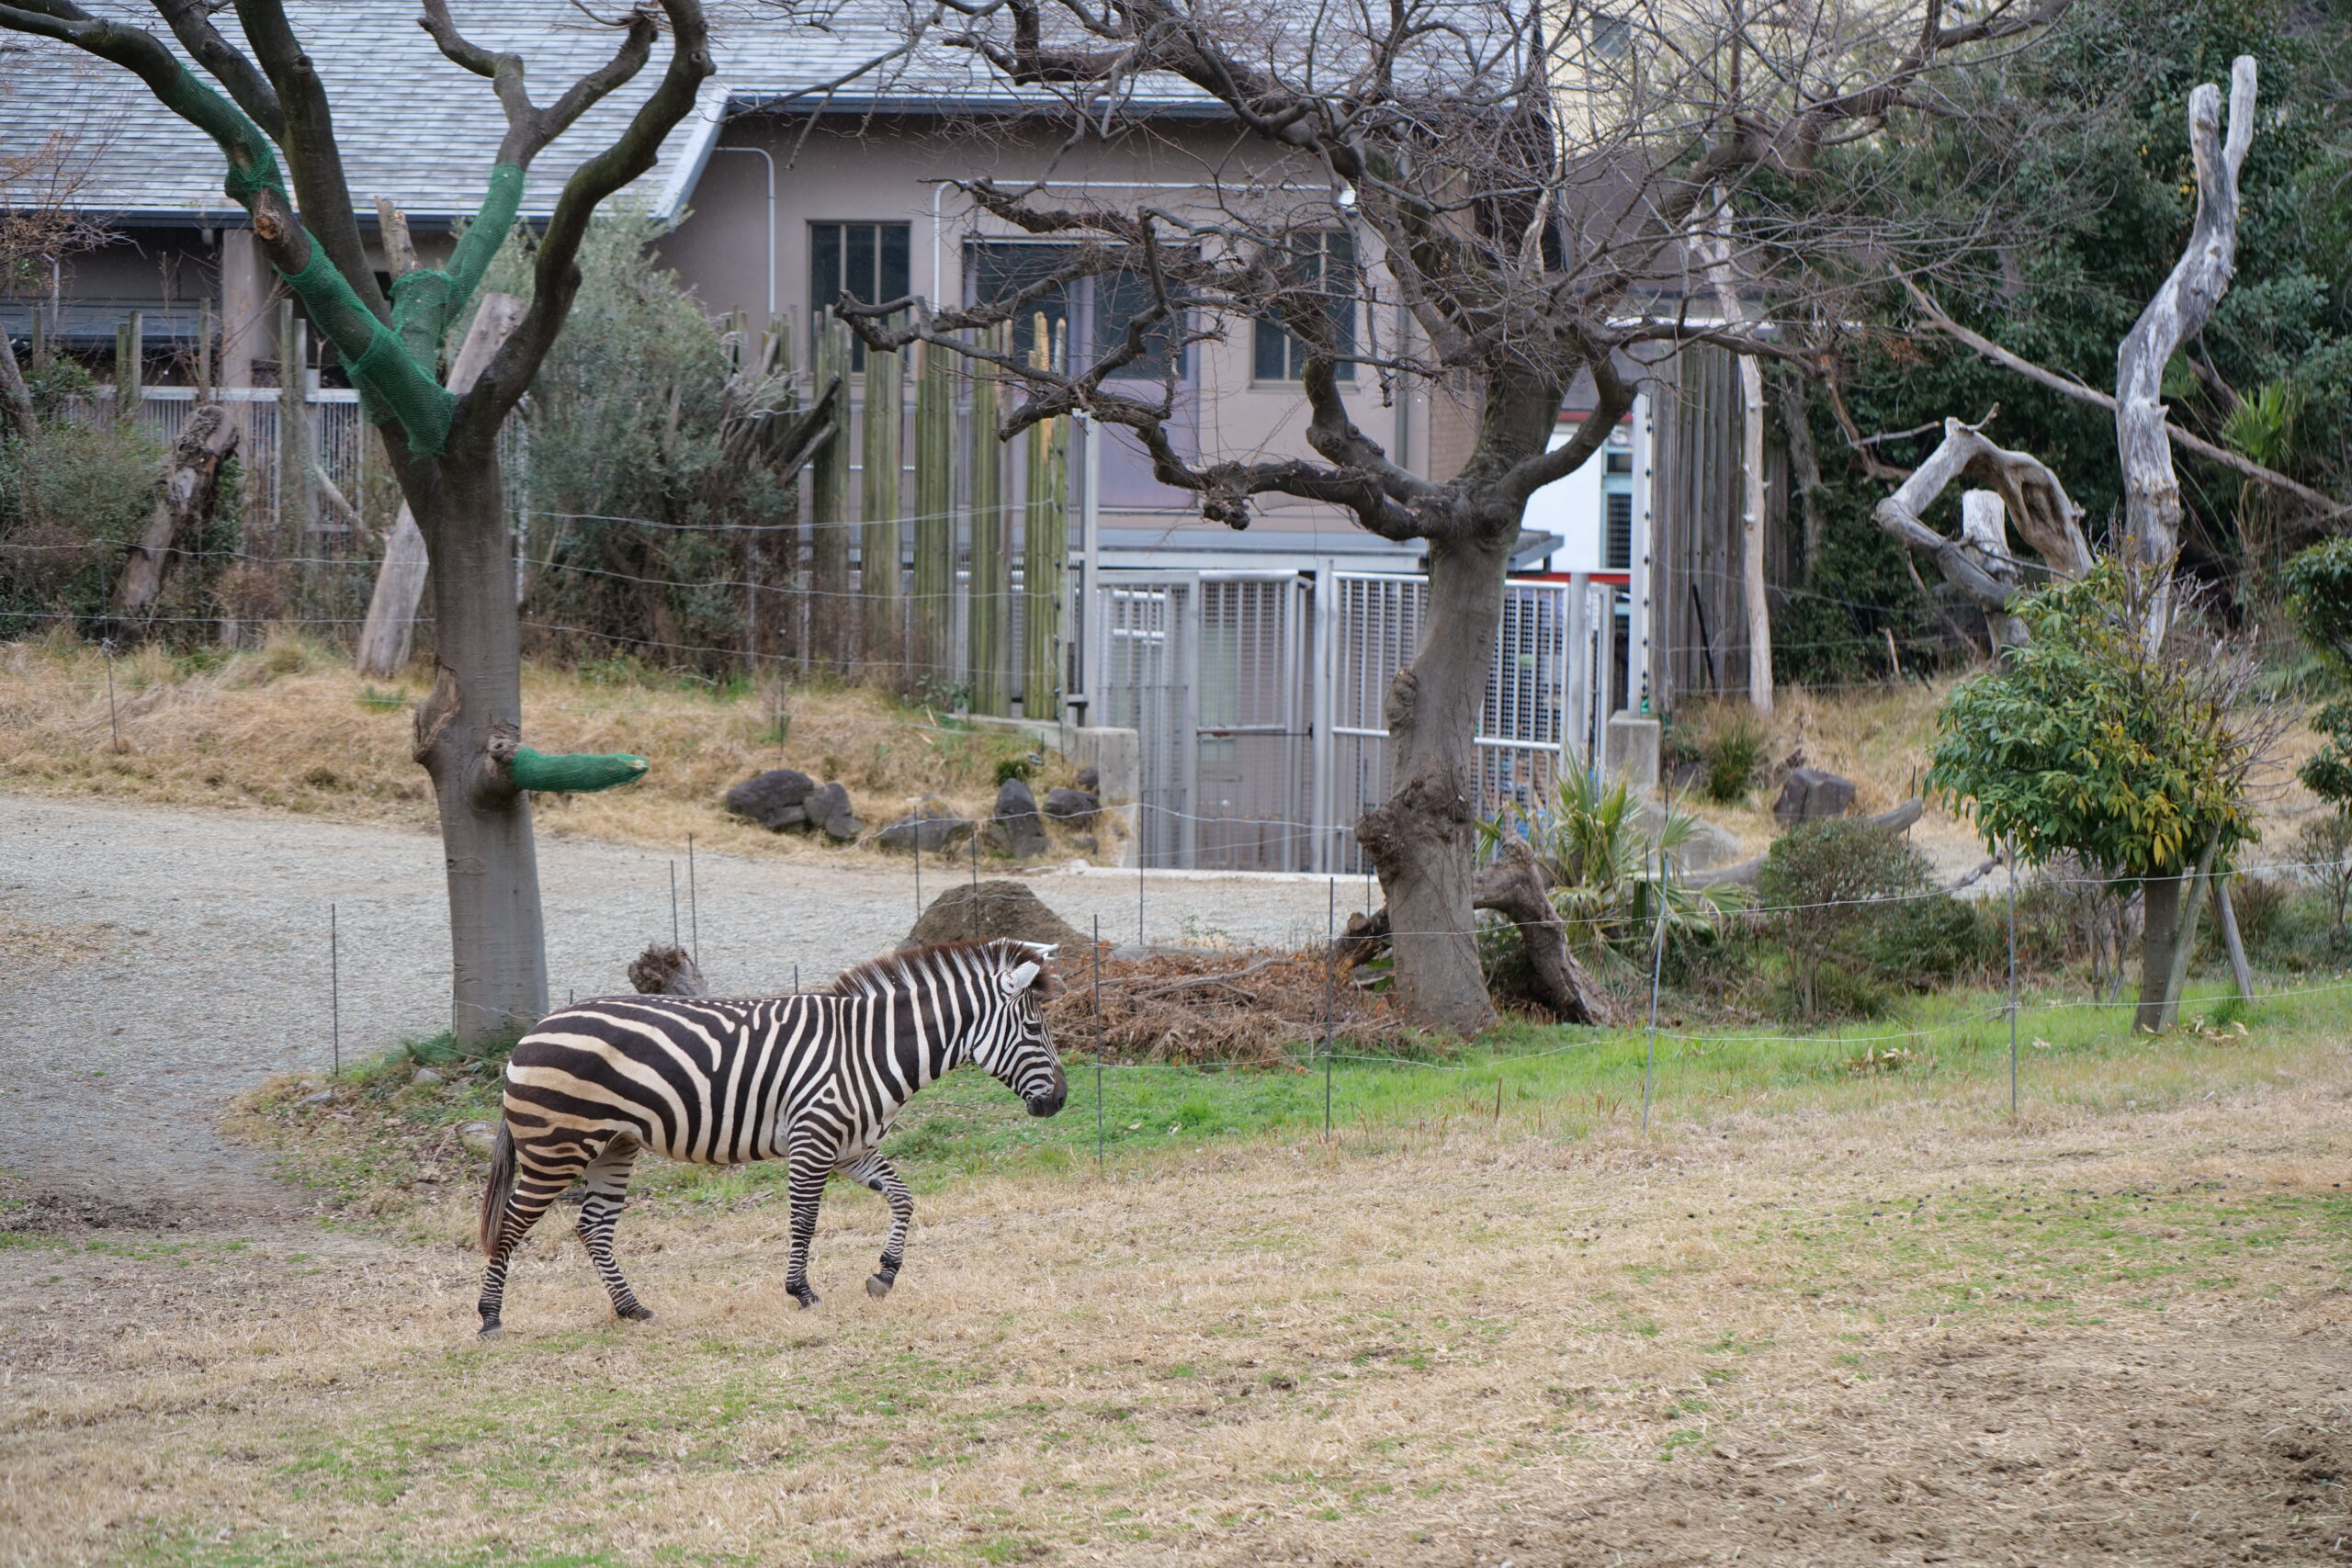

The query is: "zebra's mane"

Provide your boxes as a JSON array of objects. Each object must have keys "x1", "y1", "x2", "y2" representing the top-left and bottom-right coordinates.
[{"x1": 828, "y1": 938, "x2": 1056, "y2": 998}]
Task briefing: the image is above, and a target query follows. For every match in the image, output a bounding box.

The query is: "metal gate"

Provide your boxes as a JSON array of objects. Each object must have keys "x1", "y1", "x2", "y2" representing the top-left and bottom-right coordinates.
[
  {"x1": 1316, "y1": 571, "x2": 1617, "y2": 873},
  {"x1": 1094, "y1": 571, "x2": 1314, "y2": 871}
]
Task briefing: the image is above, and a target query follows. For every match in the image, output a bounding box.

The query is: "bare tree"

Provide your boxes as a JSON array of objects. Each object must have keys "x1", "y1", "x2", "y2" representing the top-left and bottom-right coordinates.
[
  {"x1": 0, "y1": 0, "x2": 715, "y2": 1046},
  {"x1": 845, "y1": 0, "x2": 2075, "y2": 1032},
  {"x1": 0, "y1": 120, "x2": 110, "y2": 442}
]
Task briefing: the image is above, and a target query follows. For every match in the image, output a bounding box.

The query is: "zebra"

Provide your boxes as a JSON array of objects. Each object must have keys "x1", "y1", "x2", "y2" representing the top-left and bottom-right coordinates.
[{"x1": 474, "y1": 937, "x2": 1067, "y2": 1336}]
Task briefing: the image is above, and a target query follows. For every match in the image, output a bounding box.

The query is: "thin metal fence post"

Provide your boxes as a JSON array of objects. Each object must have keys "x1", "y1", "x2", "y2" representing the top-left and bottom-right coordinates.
[
  {"x1": 101, "y1": 639, "x2": 120, "y2": 752},
  {"x1": 914, "y1": 821, "x2": 922, "y2": 919},
  {"x1": 329, "y1": 902, "x2": 340, "y2": 1077},
  {"x1": 687, "y1": 834, "x2": 699, "y2": 968},
  {"x1": 1323, "y1": 877, "x2": 1336, "y2": 1141},
  {"x1": 1093, "y1": 914, "x2": 1104, "y2": 1172},
  {"x1": 969, "y1": 831, "x2": 980, "y2": 941},
  {"x1": 1137, "y1": 824, "x2": 1147, "y2": 947},
  {"x1": 1641, "y1": 843, "x2": 1666, "y2": 1132},
  {"x1": 670, "y1": 862, "x2": 680, "y2": 950},
  {"x1": 2007, "y1": 840, "x2": 2019, "y2": 1119}
]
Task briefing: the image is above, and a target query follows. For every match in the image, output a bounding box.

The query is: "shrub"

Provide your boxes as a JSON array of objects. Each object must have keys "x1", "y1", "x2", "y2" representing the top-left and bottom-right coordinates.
[
  {"x1": 1694, "y1": 706, "x2": 1770, "y2": 803},
  {"x1": 1756, "y1": 820, "x2": 1934, "y2": 1019},
  {"x1": 2293, "y1": 814, "x2": 2352, "y2": 943}
]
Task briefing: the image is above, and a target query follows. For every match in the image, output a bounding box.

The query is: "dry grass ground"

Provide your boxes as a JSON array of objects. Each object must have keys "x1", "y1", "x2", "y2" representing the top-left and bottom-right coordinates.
[
  {"x1": 0, "y1": 637, "x2": 1068, "y2": 861},
  {"x1": 7, "y1": 1015, "x2": 2352, "y2": 1567}
]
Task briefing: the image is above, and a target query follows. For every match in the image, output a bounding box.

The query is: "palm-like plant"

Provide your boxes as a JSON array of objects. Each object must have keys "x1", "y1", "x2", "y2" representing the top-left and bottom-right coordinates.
[{"x1": 1481, "y1": 772, "x2": 1743, "y2": 964}]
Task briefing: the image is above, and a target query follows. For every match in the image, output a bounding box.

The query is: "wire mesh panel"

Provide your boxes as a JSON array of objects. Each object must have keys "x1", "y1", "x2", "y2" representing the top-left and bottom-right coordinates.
[
  {"x1": 1325, "y1": 572, "x2": 1425, "y2": 872},
  {"x1": 1476, "y1": 581, "x2": 1570, "y2": 823},
  {"x1": 1193, "y1": 575, "x2": 1313, "y2": 871},
  {"x1": 1095, "y1": 580, "x2": 1192, "y2": 868},
  {"x1": 1324, "y1": 571, "x2": 1586, "y2": 871}
]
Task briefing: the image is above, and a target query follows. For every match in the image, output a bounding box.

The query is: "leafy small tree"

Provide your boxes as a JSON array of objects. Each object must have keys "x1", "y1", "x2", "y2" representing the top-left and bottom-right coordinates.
[
  {"x1": 1928, "y1": 561, "x2": 2276, "y2": 1029},
  {"x1": 2283, "y1": 538, "x2": 2352, "y2": 807},
  {"x1": 1756, "y1": 820, "x2": 1935, "y2": 1019},
  {"x1": 2292, "y1": 814, "x2": 2352, "y2": 945}
]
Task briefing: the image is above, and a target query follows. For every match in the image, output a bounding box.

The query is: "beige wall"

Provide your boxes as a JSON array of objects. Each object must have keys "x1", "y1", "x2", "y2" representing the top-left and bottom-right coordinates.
[{"x1": 659, "y1": 114, "x2": 1441, "y2": 537}]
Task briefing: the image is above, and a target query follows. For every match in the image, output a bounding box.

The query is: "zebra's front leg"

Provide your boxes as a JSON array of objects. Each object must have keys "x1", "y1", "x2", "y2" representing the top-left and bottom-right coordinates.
[
  {"x1": 785, "y1": 1154, "x2": 829, "y2": 1309},
  {"x1": 576, "y1": 1136, "x2": 653, "y2": 1324},
  {"x1": 842, "y1": 1151, "x2": 915, "y2": 1298}
]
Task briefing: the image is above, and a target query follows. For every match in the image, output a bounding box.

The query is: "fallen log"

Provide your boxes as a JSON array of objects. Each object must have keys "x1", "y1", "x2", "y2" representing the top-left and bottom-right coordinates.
[{"x1": 114, "y1": 402, "x2": 239, "y2": 615}]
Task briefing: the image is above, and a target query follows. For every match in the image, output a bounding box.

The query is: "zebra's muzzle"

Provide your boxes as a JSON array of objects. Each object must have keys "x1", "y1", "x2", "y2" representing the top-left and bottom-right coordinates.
[{"x1": 1026, "y1": 1088, "x2": 1068, "y2": 1118}]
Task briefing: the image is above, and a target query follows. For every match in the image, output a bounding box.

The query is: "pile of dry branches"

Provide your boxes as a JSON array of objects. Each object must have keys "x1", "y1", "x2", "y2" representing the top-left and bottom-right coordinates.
[{"x1": 1048, "y1": 946, "x2": 1409, "y2": 1067}]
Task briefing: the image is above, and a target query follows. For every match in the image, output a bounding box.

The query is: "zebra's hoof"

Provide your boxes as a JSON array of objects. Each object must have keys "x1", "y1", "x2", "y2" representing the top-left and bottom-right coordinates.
[
  {"x1": 794, "y1": 1290, "x2": 820, "y2": 1310},
  {"x1": 478, "y1": 1320, "x2": 503, "y2": 1338},
  {"x1": 865, "y1": 1273, "x2": 894, "y2": 1298},
  {"x1": 618, "y1": 1305, "x2": 657, "y2": 1323}
]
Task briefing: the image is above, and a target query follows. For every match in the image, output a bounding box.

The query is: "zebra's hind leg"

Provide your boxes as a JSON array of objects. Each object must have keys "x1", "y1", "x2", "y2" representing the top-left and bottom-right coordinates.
[
  {"x1": 478, "y1": 1130, "x2": 594, "y2": 1337},
  {"x1": 577, "y1": 1136, "x2": 654, "y2": 1324},
  {"x1": 842, "y1": 1152, "x2": 915, "y2": 1298}
]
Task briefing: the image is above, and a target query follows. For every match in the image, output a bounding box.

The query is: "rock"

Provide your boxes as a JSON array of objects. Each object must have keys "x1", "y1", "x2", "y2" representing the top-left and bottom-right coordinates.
[
  {"x1": 1074, "y1": 766, "x2": 1101, "y2": 794},
  {"x1": 1773, "y1": 767, "x2": 1857, "y2": 824},
  {"x1": 806, "y1": 781, "x2": 862, "y2": 841},
  {"x1": 876, "y1": 801, "x2": 974, "y2": 853},
  {"x1": 991, "y1": 777, "x2": 1050, "y2": 858},
  {"x1": 300, "y1": 1089, "x2": 334, "y2": 1106},
  {"x1": 457, "y1": 1121, "x2": 499, "y2": 1157},
  {"x1": 412, "y1": 1067, "x2": 445, "y2": 1087},
  {"x1": 903, "y1": 880, "x2": 1090, "y2": 951},
  {"x1": 725, "y1": 768, "x2": 815, "y2": 831},
  {"x1": 628, "y1": 943, "x2": 706, "y2": 996},
  {"x1": 1044, "y1": 786, "x2": 1100, "y2": 826}
]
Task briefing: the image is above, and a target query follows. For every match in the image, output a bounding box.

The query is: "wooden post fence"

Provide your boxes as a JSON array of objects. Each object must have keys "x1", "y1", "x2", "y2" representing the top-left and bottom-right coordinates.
[
  {"x1": 808, "y1": 309, "x2": 853, "y2": 673},
  {"x1": 860, "y1": 333, "x2": 903, "y2": 675},
  {"x1": 912, "y1": 337, "x2": 956, "y2": 694},
  {"x1": 1023, "y1": 316, "x2": 1068, "y2": 723},
  {"x1": 967, "y1": 322, "x2": 1010, "y2": 714}
]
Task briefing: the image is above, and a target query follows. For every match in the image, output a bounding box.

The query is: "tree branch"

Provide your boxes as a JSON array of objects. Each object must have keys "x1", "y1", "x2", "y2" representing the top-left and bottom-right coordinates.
[
  {"x1": 1904, "y1": 277, "x2": 2348, "y2": 520},
  {"x1": 151, "y1": 0, "x2": 283, "y2": 140},
  {"x1": 232, "y1": 0, "x2": 386, "y2": 321},
  {"x1": 417, "y1": 0, "x2": 657, "y2": 168},
  {"x1": 462, "y1": 0, "x2": 712, "y2": 446}
]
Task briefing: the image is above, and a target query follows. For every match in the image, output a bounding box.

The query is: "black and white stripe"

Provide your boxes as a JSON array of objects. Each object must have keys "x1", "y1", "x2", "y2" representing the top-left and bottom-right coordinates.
[{"x1": 474, "y1": 938, "x2": 1066, "y2": 1335}]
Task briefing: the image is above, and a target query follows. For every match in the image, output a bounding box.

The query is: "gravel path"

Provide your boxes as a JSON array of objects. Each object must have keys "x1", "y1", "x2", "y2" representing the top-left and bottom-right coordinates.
[{"x1": 0, "y1": 795, "x2": 1370, "y2": 1219}]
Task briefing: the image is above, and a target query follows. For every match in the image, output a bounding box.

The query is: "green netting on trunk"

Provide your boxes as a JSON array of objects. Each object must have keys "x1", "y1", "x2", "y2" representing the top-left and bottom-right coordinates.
[
  {"x1": 277, "y1": 248, "x2": 459, "y2": 453},
  {"x1": 156, "y1": 65, "x2": 284, "y2": 206},
  {"x1": 390, "y1": 164, "x2": 525, "y2": 368},
  {"x1": 508, "y1": 747, "x2": 650, "y2": 794}
]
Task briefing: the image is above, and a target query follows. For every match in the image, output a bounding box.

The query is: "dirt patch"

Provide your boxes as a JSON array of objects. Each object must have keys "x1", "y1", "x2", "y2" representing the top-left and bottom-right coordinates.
[
  {"x1": 1408, "y1": 1315, "x2": 2352, "y2": 1567},
  {"x1": 906, "y1": 879, "x2": 1093, "y2": 950}
]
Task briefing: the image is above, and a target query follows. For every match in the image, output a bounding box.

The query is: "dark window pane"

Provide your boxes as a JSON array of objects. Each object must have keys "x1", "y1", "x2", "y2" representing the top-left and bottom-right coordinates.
[
  {"x1": 1095, "y1": 268, "x2": 1183, "y2": 380},
  {"x1": 810, "y1": 224, "x2": 842, "y2": 318},
  {"x1": 1606, "y1": 491, "x2": 1633, "y2": 570},
  {"x1": 969, "y1": 243, "x2": 1075, "y2": 363},
  {"x1": 1254, "y1": 318, "x2": 1290, "y2": 381},
  {"x1": 879, "y1": 224, "x2": 910, "y2": 305},
  {"x1": 846, "y1": 224, "x2": 876, "y2": 304}
]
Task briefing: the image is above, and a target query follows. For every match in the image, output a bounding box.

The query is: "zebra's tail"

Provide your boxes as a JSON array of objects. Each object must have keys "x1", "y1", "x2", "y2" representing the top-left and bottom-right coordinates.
[{"x1": 477, "y1": 1121, "x2": 517, "y2": 1257}]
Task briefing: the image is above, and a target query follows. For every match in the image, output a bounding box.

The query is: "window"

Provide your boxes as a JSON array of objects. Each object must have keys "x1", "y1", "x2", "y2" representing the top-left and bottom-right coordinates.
[
  {"x1": 1252, "y1": 231, "x2": 1358, "y2": 382},
  {"x1": 1589, "y1": 14, "x2": 1631, "y2": 57},
  {"x1": 810, "y1": 222, "x2": 910, "y2": 369},
  {"x1": 966, "y1": 243, "x2": 1185, "y2": 380},
  {"x1": 1605, "y1": 491, "x2": 1633, "y2": 570}
]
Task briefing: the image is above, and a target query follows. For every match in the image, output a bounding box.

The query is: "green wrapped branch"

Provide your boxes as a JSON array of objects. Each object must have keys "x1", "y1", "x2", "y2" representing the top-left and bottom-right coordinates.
[{"x1": 509, "y1": 747, "x2": 649, "y2": 794}]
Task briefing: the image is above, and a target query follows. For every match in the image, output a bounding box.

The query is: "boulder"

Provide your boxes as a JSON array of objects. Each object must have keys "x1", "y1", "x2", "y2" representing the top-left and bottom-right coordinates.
[
  {"x1": 990, "y1": 777, "x2": 1050, "y2": 859},
  {"x1": 902, "y1": 880, "x2": 1090, "y2": 951},
  {"x1": 806, "y1": 781, "x2": 862, "y2": 841},
  {"x1": 1044, "y1": 786, "x2": 1100, "y2": 826},
  {"x1": 1773, "y1": 767, "x2": 1857, "y2": 825},
  {"x1": 1074, "y1": 766, "x2": 1101, "y2": 794},
  {"x1": 875, "y1": 801, "x2": 974, "y2": 853},
  {"x1": 457, "y1": 1121, "x2": 499, "y2": 1157},
  {"x1": 411, "y1": 1067, "x2": 445, "y2": 1087},
  {"x1": 725, "y1": 768, "x2": 815, "y2": 831}
]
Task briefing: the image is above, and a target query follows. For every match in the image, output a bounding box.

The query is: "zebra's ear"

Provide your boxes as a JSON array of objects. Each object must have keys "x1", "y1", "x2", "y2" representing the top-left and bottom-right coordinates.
[{"x1": 1001, "y1": 960, "x2": 1043, "y2": 996}]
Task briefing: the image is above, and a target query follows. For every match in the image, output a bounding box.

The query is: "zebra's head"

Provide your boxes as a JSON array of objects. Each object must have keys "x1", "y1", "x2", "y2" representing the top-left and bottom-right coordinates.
[{"x1": 970, "y1": 940, "x2": 1067, "y2": 1117}]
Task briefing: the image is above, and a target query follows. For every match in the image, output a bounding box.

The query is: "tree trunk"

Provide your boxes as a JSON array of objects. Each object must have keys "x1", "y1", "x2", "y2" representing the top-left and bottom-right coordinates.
[
  {"x1": 410, "y1": 448, "x2": 548, "y2": 1051},
  {"x1": 1355, "y1": 526, "x2": 1511, "y2": 1035},
  {"x1": 2216, "y1": 874, "x2": 2254, "y2": 1000},
  {"x1": 115, "y1": 401, "x2": 238, "y2": 615},
  {"x1": 1736, "y1": 350, "x2": 1772, "y2": 714},
  {"x1": 2117, "y1": 58, "x2": 2255, "y2": 645},
  {"x1": 356, "y1": 293, "x2": 523, "y2": 678},
  {"x1": 1474, "y1": 836, "x2": 1611, "y2": 1024},
  {"x1": 2135, "y1": 835, "x2": 2219, "y2": 1032},
  {"x1": 0, "y1": 321, "x2": 35, "y2": 446}
]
